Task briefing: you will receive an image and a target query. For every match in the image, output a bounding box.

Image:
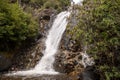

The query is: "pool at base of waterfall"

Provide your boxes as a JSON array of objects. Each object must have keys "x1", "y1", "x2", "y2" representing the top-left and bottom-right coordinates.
[{"x1": 0, "y1": 74, "x2": 77, "y2": 80}]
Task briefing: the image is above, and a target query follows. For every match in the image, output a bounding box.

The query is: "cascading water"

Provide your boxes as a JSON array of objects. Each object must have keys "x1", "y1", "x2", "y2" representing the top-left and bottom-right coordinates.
[
  {"x1": 6, "y1": 11, "x2": 70, "y2": 76},
  {"x1": 34, "y1": 11, "x2": 70, "y2": 73}
]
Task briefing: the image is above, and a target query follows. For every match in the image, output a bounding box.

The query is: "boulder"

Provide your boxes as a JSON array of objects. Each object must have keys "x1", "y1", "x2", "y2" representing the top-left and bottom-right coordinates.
[
  {"x1": 0, "y1": 55, "x2": 12, "y2": 71},
  {"x1": 79, "y1": 67, "x2": 100, "y2": 80},
  {"x1": 39, "y1": 9, "x2": 56, "y2": 20}
]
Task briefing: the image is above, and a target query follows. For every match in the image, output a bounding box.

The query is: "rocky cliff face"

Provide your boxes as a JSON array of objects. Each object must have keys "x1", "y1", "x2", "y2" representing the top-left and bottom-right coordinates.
[
  {"x1": 53, "y1": 7, "x2": 83, "y2": 74},
  {"x1": 38, "y1": 9, "x2": 57, "y2": 37},
  {"x1": 53, "y1": 7, "x2": 97, "y2": 80}
]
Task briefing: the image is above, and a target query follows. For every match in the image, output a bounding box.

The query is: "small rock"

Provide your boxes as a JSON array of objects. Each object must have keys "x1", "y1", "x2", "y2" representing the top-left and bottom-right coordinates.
[{"x1": 79, "y1": 67, "x2": 100, "y2": 80}]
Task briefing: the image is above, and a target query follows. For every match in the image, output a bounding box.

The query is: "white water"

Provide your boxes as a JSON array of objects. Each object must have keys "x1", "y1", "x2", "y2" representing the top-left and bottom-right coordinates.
[
  {"x1": 73, "y1": 0, "x2": 83, "y2": 4},
  {"x1": 81, "y1": 52, "x2": 95, "y2": 68},
  {"x1": 34, "y1": 11, "x2": 70, "y2": 72},
  {"x1": 6, "y1": 11, "x2": 70, "y2": 76}
]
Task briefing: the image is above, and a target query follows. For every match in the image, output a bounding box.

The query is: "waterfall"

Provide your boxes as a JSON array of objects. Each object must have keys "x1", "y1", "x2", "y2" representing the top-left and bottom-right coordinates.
[
  {"x1": 34, "y1": 11, "x2": 70, "y2": 72},
  {"x1": 6, "y1": 11, "x2": 70, "y2": 76}
]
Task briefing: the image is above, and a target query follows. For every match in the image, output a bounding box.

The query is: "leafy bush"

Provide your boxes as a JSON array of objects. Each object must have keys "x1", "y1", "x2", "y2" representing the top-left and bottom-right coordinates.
[
  {"x1": 68, "y1": 0, "x2": 120, "y2": 79},
  {"x1": 20, "y1": 0, "x2": 70, "y2": 11},
  {"x1": 0, "y1": 0, "x2": 38, "y2": 51},
  {"x1": 43, "y1": 0, "x2": 61, "y2": 11}
]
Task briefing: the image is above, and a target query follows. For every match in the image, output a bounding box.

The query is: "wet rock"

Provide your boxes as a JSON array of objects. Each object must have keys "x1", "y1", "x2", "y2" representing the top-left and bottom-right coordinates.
[
  {"x1": 79, "y1": 67, "x2": 100, "y2": 80},
  {"x1": 39, "y1": 9, "x2": 56, "y2": 21},
  {"x1": 38, "y1": 9, "x2": 57, "y2": 38},
  {"x1": 54, "y1": 51, "x2": 84, "y2": 74},
  {"x1": 60, "y1": 33, "x2": 82, "y2": 52},
  {"x1": 0, "y1": 55, "x2": 12, "y2": 71}
]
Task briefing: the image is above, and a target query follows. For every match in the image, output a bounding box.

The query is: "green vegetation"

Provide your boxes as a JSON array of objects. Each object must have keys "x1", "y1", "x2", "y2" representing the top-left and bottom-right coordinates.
[
  {"x1": 0, "y1": 0, "x2": 38, "y2": 51},
  {"x1": 68, "y1": 0, "x2": 120, "y2": 79},
  {"x1": 19, "y1": 0, "x2": 70, "y2": 12},
  {"x1": 0, "y1": 0, "x2": 71, "y2": 52}
]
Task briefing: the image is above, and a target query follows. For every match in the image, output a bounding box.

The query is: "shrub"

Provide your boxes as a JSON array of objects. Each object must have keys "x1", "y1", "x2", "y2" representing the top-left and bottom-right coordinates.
[
  {"x1": 0, "y1": 0, "x2": 38, "y2": 51},
  {"x1": 68, "y1": 0, "x2": 120, "y2": 79}
]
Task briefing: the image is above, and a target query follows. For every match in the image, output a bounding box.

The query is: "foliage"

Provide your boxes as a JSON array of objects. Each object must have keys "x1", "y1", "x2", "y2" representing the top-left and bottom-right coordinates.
[
  {"x1": 0, "y1": 0, "x2": 38, "y2": 51},
  {"x1": 43, "y1": 0, "x2": 62, "y2": 12},
  {"x1": 20, "y1": 0, "x2": 70, "y2": 11},
  {"x1": 68, "y1": 0, "x2": 120, "y2": 79},
  {"x1": 0, "y1": 0, "x2": 70, "y2": 51}
]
